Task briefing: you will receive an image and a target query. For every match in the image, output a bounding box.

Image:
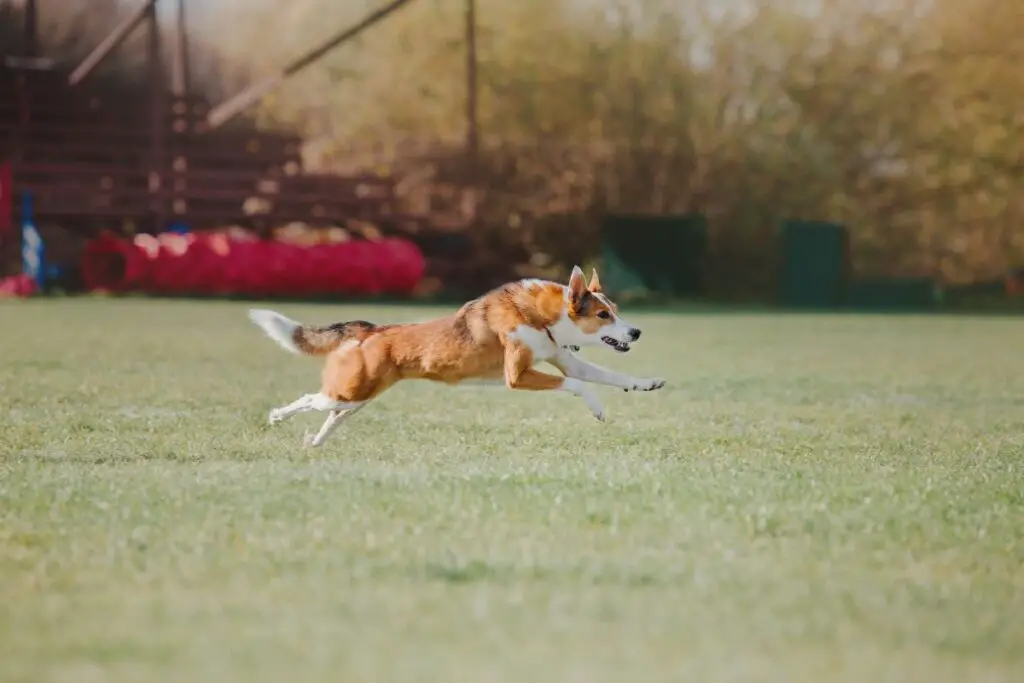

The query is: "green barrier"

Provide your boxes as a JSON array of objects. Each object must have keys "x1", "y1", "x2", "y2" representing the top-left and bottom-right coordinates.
[
  {"x1": 844, "y1": 278, "x2": 940, "y2": 310},
  {"x1": 601, "y1": 213, "x2": 708, "y2": 297},
  {"x1": 780, "y1": 220, "x2": 849, "y2": 308}
]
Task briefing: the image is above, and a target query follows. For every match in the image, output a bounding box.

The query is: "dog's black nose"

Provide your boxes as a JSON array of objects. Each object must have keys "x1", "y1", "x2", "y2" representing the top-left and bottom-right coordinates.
[{"x1": 629, "y1": 328, "x2": 641, "y2": 341}]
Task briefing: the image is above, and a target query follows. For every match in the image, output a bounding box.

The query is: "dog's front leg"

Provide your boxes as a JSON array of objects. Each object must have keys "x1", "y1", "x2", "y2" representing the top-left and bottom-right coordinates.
[
  {"x1": 503, "y1": 342, "x2": 606, "y2": 421},
  {"x1": 551, "y1": 350, "x2": 666, "y2": 393}
]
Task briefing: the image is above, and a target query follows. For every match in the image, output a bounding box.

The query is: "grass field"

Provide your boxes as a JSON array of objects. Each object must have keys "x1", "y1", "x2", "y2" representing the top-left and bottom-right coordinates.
[{"x1": 1, "y1": 298, "x2": 1023, "y2": 683}]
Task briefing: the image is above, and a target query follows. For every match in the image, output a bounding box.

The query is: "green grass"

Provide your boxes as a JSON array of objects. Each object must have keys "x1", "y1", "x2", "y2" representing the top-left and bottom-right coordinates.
[{"x1": 1, "y1": 298, "x2": 1023, "y2": 683}]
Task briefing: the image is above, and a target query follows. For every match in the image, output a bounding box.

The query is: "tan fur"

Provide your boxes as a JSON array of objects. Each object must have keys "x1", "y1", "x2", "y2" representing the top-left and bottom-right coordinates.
[{"x1": 286, "y1": 276, "x2": 616, "y2": 403}]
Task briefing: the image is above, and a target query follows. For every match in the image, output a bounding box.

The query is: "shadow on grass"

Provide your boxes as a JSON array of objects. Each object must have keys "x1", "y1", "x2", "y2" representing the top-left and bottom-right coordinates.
[{"x1": 421, "y1": 558, "x2": 671, "y2": 587}]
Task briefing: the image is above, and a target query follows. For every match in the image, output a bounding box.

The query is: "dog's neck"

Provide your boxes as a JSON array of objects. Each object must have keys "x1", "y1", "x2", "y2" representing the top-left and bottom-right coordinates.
[{"x1": 543, "y1": 326, "x2": 580, "y2": 352}]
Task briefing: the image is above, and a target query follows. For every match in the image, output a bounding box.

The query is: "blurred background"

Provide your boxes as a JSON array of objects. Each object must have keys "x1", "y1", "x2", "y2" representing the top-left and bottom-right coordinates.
[{"x1": 1, "y1": 0, "x2": 1022, "y2": 307}]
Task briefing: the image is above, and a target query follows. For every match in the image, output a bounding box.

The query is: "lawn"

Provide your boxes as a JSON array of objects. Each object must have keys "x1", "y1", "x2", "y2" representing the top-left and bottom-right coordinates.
[{"x1": 1, "y1": 298, "x2": 1023, "y2": 683}]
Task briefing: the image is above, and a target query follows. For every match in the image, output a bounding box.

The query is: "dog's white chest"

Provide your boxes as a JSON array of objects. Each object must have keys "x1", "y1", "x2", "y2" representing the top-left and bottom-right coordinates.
[{"x1": 508, "y1": 325, "x2": 557, "y2": 361}]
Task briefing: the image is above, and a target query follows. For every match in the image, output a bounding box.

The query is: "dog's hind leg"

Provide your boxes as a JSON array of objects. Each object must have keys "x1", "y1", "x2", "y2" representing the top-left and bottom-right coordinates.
[
  {"x1": 305, "y1": 400, "x2": 371, "y2": 448},
  {"x1": 268, "y1": 393, "x2": 318, "y2": 424},
  {"x1": 269, "y1": 392, "x2": 357, "y2": 425}
]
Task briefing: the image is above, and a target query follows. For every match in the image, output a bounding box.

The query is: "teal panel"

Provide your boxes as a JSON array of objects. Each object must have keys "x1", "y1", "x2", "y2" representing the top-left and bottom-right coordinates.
[
  {"x1": 844, "y1": 278, "x2": 939, "y2": 310},
  {"x1": 601, "y1": 213, "x2": 708, "y2": 297},
  {"x1": 780, "y1": 220, "x2": 849, "y2": 308}
]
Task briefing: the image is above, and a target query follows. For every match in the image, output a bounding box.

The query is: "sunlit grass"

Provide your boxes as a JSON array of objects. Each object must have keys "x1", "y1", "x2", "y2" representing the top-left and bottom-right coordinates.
[{"x1": 1, "y1": 298, "x2": 1023, "y2": 683}]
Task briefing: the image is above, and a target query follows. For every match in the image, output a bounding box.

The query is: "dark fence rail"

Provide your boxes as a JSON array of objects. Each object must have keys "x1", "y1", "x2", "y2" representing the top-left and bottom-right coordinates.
[{"x1": 0, "y1": 61, "x2": 489, "y2": 292}]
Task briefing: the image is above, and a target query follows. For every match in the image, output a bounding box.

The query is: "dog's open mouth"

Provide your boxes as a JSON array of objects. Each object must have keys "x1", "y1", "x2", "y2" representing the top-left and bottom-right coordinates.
[{"x1": 602, "y1": 336, "x2": 631, "y2": 353}]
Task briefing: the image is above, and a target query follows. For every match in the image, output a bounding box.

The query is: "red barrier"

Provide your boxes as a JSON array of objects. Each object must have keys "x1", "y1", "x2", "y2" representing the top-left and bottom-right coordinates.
[
  {"x1": 0, "y1": 273, "x2": 37, "y2": 298},
  {"x1": 81, "y1": 232, "x2": 426, "y2": 297}
]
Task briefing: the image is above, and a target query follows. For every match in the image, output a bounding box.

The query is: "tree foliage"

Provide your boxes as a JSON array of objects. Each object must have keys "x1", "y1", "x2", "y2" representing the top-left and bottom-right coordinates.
[{"x1": 8, "y1": 0, "x2": 1022, "y2": 292}]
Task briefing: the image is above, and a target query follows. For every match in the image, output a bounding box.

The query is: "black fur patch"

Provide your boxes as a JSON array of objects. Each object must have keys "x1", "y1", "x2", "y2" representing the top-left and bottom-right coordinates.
[
  {"x1": 451, "y1": 307, "x2": 475, "y2": 343},
  {"x1": 322, "y1": 320, "x2": 377, "y2": 339},
  {"x1": 572, "y1": 290, "x2": 595, "y2": 315}
]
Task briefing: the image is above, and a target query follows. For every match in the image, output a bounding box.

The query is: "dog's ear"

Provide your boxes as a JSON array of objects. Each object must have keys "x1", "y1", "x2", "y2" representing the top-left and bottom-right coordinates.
[
  {"x1": 568, "y1": 265, "x2": 587, "y2": 304},
  {"x1": 588, "y1": 268, "x2": 602, "y2": 293}
]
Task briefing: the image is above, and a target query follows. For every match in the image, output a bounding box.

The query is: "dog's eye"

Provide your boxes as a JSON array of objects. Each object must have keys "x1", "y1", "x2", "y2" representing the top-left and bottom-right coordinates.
[{"x1": 597, "y1": 310, "x2": 611, "y2": 319}]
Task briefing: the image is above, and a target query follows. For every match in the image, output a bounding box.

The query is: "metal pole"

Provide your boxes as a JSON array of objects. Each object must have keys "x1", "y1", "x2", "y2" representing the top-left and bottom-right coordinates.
[
  {"x1": 460, "y1": 0, "x2": 479, "y2": 223},
  {"x1": 205, "y1": 0, "x2": 417, "y2": 129},
  {"x1": 168, "y1": 0, "x2": 190, "y2": 225},
  {"x1": 24, "y1": 0, "x2": 38, "y2": 58},
  {"x1": 68, "y1": 0, "x2": 156, "y2": 86},
  {"x1": 465, "y1": 0, "x2": 478, "y2": 164},
  {"x1": 148, "y1": 1, "x2": 166, "y2": 230},
  {"x1": 170, "y1": 0, "x2": 190, "y2": 97}
]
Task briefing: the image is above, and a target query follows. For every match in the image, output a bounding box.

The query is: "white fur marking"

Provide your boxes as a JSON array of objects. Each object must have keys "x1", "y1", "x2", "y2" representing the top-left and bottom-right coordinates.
[
  {"x1": 507, "y1": 325, "x2": 558, "y2": 360},
  {"x1": 248, "y1": 309, "x2": 303, "y2": 355},
  {"x1": 548, "y1": 306, "x2": 600, "y2": 349},
  {"x1": 519, "y1": 278, "x2": 556, "y2": 290}
]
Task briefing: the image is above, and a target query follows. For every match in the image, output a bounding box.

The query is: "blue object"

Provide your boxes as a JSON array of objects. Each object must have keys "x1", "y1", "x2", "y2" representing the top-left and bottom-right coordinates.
[
  {"x1": 20, "y1": 193, "x2": 46, "y2": 290},
  {"x1": 168, "y1": 221, "x2": 191, "y2": 234}
]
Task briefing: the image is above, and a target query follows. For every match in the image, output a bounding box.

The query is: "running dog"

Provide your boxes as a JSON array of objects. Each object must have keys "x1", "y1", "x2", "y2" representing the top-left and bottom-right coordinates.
[{"x1": 248, "y1": 266, "x2": 666, "y2": 447}]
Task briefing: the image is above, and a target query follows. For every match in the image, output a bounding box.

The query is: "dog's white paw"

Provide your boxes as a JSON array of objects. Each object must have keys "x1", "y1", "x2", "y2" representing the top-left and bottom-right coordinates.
[
  {"x1": 582, "y1": 392, "x2": 607, "y2": 422},
  {"x1": 624, "y1": 377, "x2": 666, "y2": 392},
  {"x1": 268, "y1": 409, "x2": 284, "y2": 425},
  {"x1": 302, "y1": 430, "x2": 321, "y2": 448},
  {"x1": 586, "y1": 403, "x2": 607, "y2": 422},
  {"x1": 563, "y1": 379, "x2": 607, "y2": 422}
]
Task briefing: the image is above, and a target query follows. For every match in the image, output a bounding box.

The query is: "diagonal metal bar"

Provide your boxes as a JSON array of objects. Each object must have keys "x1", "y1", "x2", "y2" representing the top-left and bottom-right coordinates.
[
  {"x1": 69, "y1": 0, "x2": 157, "y2": 86},
  {"x1": 205, "y1": 0, "x2": 417, "y2": 130}
]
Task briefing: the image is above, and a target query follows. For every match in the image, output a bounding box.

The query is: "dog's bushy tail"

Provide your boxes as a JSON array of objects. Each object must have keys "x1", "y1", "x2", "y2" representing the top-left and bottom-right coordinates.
[{"x1": 247, "y1": 309, "x2": 378, "y2": 356}]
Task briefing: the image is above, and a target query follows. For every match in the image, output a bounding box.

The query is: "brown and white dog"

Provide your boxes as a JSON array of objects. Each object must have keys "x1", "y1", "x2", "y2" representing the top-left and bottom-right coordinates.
[{"x1": 248, "y1": 265, "x2": 666, "y2": 447}]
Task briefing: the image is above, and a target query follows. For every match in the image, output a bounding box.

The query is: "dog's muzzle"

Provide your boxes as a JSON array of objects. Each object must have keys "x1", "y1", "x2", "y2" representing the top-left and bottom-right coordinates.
[{"x1": 602, "y1": 336, "x2": 631, "y2": 353}]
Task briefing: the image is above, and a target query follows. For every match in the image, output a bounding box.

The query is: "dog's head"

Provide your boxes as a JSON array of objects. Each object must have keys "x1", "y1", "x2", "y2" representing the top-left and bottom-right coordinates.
[{"x1": 560, "y1": 265, "x2": 641, "y2": 353}]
